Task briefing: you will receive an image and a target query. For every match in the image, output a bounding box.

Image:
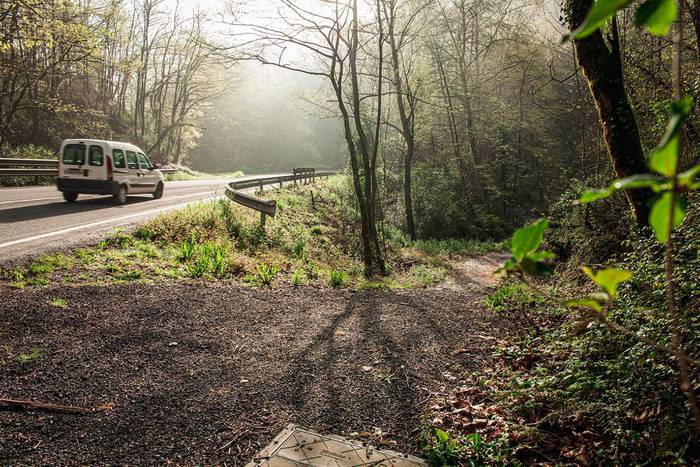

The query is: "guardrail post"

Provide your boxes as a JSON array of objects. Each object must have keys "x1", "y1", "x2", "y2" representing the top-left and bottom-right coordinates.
[
  {"x1": 258, "y1": 180, "x2": 263, "y2": 193},
  {"x1": 279, "y1": 178, "x2": 283, "y2": 189},
  {"x1": 260, "y1": 211, "x2": 266, "y2": 227}
]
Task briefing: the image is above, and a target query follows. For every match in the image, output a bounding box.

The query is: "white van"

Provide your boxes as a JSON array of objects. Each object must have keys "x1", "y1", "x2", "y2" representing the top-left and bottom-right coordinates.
[{"x1": 57, "y1": 139, "x2": 165, "y2": 205}]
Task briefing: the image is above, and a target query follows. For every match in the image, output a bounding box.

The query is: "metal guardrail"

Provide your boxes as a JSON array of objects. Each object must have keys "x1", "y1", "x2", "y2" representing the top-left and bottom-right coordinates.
[
  {"x1": 0, "y1": 157, "x2": 179, "y2": 177},
  {"x1": 0, "y1": 158, "x2": 58, "y2": 177},
  {"x1": 225, "y1": 168, "x2": 338, "y2": 225}
]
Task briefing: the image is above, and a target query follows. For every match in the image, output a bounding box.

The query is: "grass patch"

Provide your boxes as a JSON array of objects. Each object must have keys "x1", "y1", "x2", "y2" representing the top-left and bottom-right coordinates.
[
  {"x1": 1, "y1": 176, "x2": 494, "y2": 289},
  {"x1": 328, "y1": 269, "x2": 347, "y2": 288},
  {"x1": 412, "y1": 238, "x2": 508, "y2": 256},
  {"x1": 485, "y1": 282, "x2": 545, "y2": 312},
  {"x1": 411, "y1": 264, "x2": 447, "y2": 287},
  {"x1": 49, "y1": 298, "x2": 68, "y2": 309},
  {"x1": 16, "y1": 348, "x2": 43, "y2": 364}
]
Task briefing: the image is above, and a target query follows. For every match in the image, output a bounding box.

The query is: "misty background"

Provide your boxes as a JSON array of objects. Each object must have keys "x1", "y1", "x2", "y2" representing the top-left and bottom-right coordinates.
[{"x1": 188, "y1": 62, "x2": 345, "y2": 173}]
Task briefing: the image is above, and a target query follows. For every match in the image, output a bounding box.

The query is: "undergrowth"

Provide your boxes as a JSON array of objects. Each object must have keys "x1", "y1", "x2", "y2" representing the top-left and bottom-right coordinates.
[
  {"x1": 0, "y1": 176, "x2": 500, "y2": 289},
  {"x1": 426, "y1": 193, "x2": 700, "y2": 464}
]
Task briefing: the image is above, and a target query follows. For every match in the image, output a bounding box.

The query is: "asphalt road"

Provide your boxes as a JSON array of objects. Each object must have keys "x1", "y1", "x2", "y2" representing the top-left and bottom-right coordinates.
[{"x1": 0, "y1": 175, "x2": 281, "y2": 262}]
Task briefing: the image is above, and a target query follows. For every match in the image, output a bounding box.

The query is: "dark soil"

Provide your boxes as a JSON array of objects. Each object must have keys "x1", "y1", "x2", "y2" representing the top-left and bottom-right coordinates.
[{"x1": 0, "y1": 281, "x2": 513, "y2": 465}]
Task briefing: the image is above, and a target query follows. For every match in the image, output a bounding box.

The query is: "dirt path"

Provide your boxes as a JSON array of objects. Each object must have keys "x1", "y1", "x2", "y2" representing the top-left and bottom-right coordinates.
[
  {"x1": 0, "y1": 259, "x2": 510, "y2": 465},
  {"x1": 440, "y1": 251, "x2": 510, "y2": 291}
]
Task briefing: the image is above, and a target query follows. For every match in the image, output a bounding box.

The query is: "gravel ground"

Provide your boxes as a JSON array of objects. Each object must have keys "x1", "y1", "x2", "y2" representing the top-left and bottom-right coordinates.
[{"x1": 0, "y1": 280, "x2": 513, "y2": 465}]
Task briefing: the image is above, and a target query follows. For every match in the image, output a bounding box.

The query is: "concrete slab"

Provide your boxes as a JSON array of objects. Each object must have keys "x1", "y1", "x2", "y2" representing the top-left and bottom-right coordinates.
[{"x1": 246, "y1": 424, "x2": 427, "y2": 466}]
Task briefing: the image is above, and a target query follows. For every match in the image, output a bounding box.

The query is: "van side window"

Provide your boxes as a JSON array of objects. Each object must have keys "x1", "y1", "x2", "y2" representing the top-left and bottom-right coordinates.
[
  {"x1": 137, "y1": 153, "x2": 152, "y2": 170},
  {"x1": 62, "y1": 144, "x2": 85, "y2": 165},
  {"x1": 126, "y1": 151, "x2": 138, "y2": 169},
  {"x1": 113, "y1": 149, "x2": 126, "y2": 169},
  {"x1": 89, "y1": 145, "x2": 103, "y2": 166}
]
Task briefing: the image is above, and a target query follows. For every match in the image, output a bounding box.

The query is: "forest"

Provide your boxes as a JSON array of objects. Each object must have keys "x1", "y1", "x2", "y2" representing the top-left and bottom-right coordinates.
[{"x1": 2, "y1": 0, "x2": 700, "y2": 464}]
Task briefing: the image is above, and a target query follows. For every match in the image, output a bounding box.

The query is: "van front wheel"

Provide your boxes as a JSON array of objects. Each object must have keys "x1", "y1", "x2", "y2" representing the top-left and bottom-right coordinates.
[
  {"x1": 114, "y1": 185, "x2": 128, "y2": 205},
  {"x1": 63, "y1": 191, "x2": 78, "y2": 202},
  {"x1": 152, "y1": 182, "x2": 163, "y2": 199}
]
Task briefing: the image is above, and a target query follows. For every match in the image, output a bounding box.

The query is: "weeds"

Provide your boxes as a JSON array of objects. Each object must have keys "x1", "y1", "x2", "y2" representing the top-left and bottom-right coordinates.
[
  {"x1": 423, "y1": 428, "x2": 464, "y2": 466},
  {"x1": 256, "y1": 263, "x2": 279, "y2": 285},
  {"x1": 16, "y1": 348, "x2": 43, "y2": 364},
  {"x1": 178, "y1": 233, "x2": 198, "y2": 262},
  {"x1": 485, "y1": 282, "x2": 545, "y2": 312},
  {"x1": 188, "y1": 256, "x2": 210, "y2": 278},
  {"x1": 328, "y1": 269, "x2": 347, "y2": 288},
  {"x1": 116, "y1": 269, "x2": 143, "y2": 281},
  {"x1": 291, "y1": 268, "x2": 304, "y2": 286},
  {"x1": 49, "y1": 298, "x2": 68, "y2": 309},
  {"x1": 411, "y1": 264, "x2": 447, "y2": 287}
]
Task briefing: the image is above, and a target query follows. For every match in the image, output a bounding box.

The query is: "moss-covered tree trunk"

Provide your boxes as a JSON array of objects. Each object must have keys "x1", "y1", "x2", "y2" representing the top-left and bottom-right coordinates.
[{"x1": 569, "y1": 1, "x2": 653, "y2": 225}]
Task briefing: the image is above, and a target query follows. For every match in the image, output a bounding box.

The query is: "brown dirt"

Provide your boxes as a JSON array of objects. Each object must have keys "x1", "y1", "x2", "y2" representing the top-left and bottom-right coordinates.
[{"x1": 0, "y1": 259, "x2": 511, "y2": 465}]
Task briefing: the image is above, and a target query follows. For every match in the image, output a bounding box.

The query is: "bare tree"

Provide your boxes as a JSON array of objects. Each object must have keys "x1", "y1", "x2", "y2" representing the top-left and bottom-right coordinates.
[{"x1": 224, "y1": 0, "x2": 387, "y2": 274}]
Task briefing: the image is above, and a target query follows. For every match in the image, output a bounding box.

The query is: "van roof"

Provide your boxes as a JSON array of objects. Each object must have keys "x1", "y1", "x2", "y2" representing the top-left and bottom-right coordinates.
[{"x1": 61, "y1": 139, "x2": 144, "y2": 151}]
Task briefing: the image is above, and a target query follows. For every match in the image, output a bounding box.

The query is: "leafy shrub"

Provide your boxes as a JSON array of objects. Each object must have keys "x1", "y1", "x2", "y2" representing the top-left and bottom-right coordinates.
[
  {"x1": 291, "y1": 268, "x2": 304, "y2": 286},
  {"x1": 178, "y1": 234, "x2": 198, "y2": 262},
  {"x1": 328, "y1": 269, "x2": 347, "y2": 288},
  {"x1": 253, "y1": 263, "x2": 279, "y2": 285},
  {"x1": 423, "y1": 428, "x2": 464, "y2": 466},
  {"x1": 210, "y1": 245, "x2": 228, "y2": 278},
  {"x1": 188, "y1": 256, "x2": 210, "y2": 278}
]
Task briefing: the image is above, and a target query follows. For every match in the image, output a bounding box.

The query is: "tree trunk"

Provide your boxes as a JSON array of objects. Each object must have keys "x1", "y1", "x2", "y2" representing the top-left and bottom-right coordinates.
[
  {"x1": 385, "y1": 0, "x2": 417, "y2": 240},
  {"x1": 569, "y1": 4, "x2": 653, "y2": 225}
]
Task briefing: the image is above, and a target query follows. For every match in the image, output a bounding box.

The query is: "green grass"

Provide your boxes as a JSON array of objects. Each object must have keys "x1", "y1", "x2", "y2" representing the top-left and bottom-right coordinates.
[
  {"x1": 49, "y1": 298, "x2": 68, "y2": 309},
  {"x1": 16, "y1": 348, "x2": 43, "y2": 364},
  {"x1": 485, "y1": 282, "x2": 545, "y2": 312},
  {"x1": 1, "y1": 176, "x2": 496, "y2": 289},
  {"x1": 412, "y1": 238, "x2": 508, "y2": 256},
  {"x1": 328, "y1": 269, "x2": 348, "y2": 288}
]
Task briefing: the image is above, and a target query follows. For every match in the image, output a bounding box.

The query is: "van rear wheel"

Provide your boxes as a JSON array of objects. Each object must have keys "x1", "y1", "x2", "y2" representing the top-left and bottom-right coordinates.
[
  {"x1": 114, "y1": 185, "x2": 128, "y2": 205},
  {"x1": 63, "y1": 191, "x2": 78, "y2": 203},
  {"x1": 152, "y1": 182, "x2": 163, "y2": 199}
]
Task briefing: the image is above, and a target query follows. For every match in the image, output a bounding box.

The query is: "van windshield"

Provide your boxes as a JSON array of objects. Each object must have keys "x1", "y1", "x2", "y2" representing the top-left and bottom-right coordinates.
[{"x1": 63, "y1": 144, "x2": 86, "y2": 165}]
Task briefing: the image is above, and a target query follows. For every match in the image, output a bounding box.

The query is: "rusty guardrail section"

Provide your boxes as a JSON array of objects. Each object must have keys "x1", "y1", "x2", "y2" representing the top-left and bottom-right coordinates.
[
  {"x1": 0, "y1": 158, "x2": 179, "y2": 177},
  {"x1": 225, "y1": 168, "x2": 337, "y2": 225}
]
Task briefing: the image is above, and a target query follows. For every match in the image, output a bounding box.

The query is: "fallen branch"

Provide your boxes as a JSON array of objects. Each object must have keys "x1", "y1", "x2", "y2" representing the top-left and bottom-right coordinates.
[{"x1": 0, "y1": 398, "x2": 92, "y2": 414}]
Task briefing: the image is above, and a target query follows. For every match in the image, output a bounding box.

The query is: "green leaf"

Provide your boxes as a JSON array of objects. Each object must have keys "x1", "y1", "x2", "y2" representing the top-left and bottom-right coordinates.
[
  {"x1": 571, "y1": 0, "x2": 632, "y2": 39},
  {"x1": 582, "y1": 266, "x2": 633, "y2": 298},
  {"x1": 635, "y1": 0, "x2": 677, "y2": 35},
  {"x1": 565, "y1": 298, "x2": 603, "y2": 313},
  {"x1": 511, "y1": 219, "x2": 548, "y2": 262},
  {"x1": 579, "y1": 187, "x2": 613, "y2": 203},
  {"x1": 611, "y1": 174, "x2": 663, "y2": 191},
  {"x1": 650, "y1": 134, "x2": 679, "y2": 177},
  {"x1": 434, "y1": 428, "x2": 449, "y2": 442},
  {"x1": 649, "y1": 192, "x2": 685, "y2": 243},
  {"x1": 650, "y1": 97, "x2": 694, "y2": 177}
]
